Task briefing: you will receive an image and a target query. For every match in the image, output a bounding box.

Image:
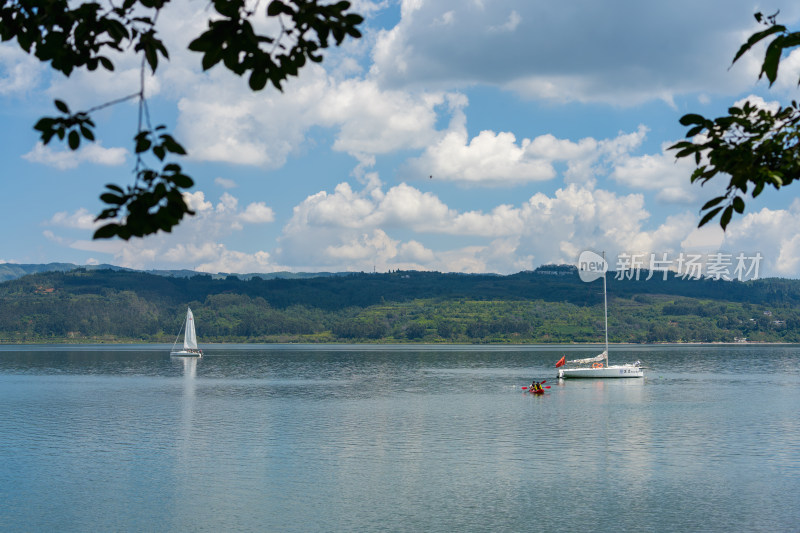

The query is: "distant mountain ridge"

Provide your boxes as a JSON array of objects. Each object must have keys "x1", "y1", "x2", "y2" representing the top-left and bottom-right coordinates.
[
  {"x1": 0, "y1": 262, "x2": 347, "y2": 283},
  {"x1": 2, "y1": 265, "x2": 800, "y2": 343}
]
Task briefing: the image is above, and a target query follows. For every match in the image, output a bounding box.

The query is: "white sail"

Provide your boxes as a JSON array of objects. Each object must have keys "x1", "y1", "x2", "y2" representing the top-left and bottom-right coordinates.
[
  {"x1": 171, "y1": 307, "x2": 202, "y2": 357},
  {"x1": 568, "y1": 351, "x2": 607, "y2": 364},
  {"x1": 184, "y1": 308, "x2": 198, "y2": 350}
]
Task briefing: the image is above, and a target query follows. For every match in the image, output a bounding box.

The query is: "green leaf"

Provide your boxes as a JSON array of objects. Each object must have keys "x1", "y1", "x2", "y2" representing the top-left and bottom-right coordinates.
[
  {"x1": 33, "y1": 117, "x2": 54, "y2": 133},
  {"x1": 201, "y1": 47, "x2": 224, "y2": 70},
  {"x1": 68, "y1": 130, "x2": 80, "y2": 150},
  {"x1": 249, "y1": 69, "x2": 268, "y2": 90},
  {"x1": 172, "y1": 174, "x2": 194, "y2": 188},
  {"x1": 762, "y1": 37, "x2": 784, "y2": 85},
  {"x1": 135, "y1": 136, "x2": 152, "y2": 153},
  {"x1": 686, "y1": 125, "x2": 705, "y2": 137},
  {"x1": 55, "y1": 100, "x2": 70, "y2": 114},
  {"x1": 267, "y1": 0, "x2": 288, "y2": 16},
  {"x1": 100, "y1": 193, "x2": 125, "y2": 205},
  {"x1": 94, "y1": 223, "x2": 121, "y2": 240},
  {"x1": 732, "y1": 23, "x2": 785, "y2": 66},
  {"x1": 698, "y1": 206, "x2": 724, "y2": 228},
  {"x1": 162, "y1": 136, "x2": 187, "y2": 155},
  {"x1": 188, "y1": 36, "x2": 211, "y2": 53},
  {"x1": 145, "y1": 45, "x2": 158, "y2": 72},
  {"x1": 674, "y1": 146, "x2": 699, "y2": 159},
  {"x1": 98, "y1": 56, "x2": 114, "y2": 71},
  {"x1": 679, "y1": 113, "x2": 706, "y2": 126},
  {"x1": 720, "y1": 205, "x2": 734, "y2": 229},
  {"x1": 701, "y1": 196, "x2": 726, "y2": 210},
  {"x1": 733, "y1": 196, "x2": 746, "y2": 213},
  {"x1": 80, "y1": 126, "x2": 95, "y2": 141}
]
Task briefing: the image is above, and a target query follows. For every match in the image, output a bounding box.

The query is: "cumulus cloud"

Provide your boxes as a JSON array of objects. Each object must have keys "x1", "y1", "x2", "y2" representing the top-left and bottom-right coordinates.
[
  {"x1": 0, "y1": 44, "x2": 43, "y2": 95},
  {"x1": 22, "y1": 142, "x2": 127, "y2": 170},
  {"x1": 407, "y1": 122, "x2": 650, "y2": 186},
  {"x1": 275, "y1": 177, "x2": 711, "y2": 273},
  {"x1": 610, "y1": 141, "x2": 703, "y2": 203},
  {"x1": 733, "y1": 94, "x2": 781, "y2": 113},
  {"x1": 11, "y1": 0, "x2": 800, "y2": 278},
  {"x1": 718, "y1": 200, "x2": 800, "y2": 277},
  {"x1": 370, "y1": 0, "x2": 800, "y2": 105},
  {"x1": 42, "y1": 190, "x2": 281, "y2": 273},
  {"x1": 318, "y1": 79, "x2": 451, "y2": 160},
  {"x1": 175, "y1": 70, "x2": 453, "y2": 168},
  {"x1": 240, "y1": 202, "x2": 275, "y2": 224},
  {"x1": 770, "y1": 48, "x2": 800, "y2": 95},
  {"x1": 46, "y1": 208, "x2": 101, "y2": 230},
  {"x1": 408, "y1": 127, "x2": 555, "y2": 184}
]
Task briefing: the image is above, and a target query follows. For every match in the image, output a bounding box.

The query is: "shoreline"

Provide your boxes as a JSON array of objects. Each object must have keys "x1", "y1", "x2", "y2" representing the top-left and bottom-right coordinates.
[{"x1": 1, "y1": 340, "x2": 796, "y2": 347}]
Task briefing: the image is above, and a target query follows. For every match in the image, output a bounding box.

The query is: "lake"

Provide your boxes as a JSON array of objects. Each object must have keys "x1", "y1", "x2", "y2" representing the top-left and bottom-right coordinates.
[{"x1": 1, "y1": 344, "x2": 798, "y2": 532}]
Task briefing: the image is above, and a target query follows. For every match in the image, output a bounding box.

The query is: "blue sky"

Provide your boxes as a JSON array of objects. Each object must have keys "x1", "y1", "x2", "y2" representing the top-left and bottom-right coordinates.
[{"x1": 2, "y1": 0, "x2": 800, "y2": 278}]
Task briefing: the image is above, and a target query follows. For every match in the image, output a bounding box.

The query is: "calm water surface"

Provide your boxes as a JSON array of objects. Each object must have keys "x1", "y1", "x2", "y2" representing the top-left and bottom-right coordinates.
[{"x1": 1, "y1": 344, "x2": 799, "y2": 532}]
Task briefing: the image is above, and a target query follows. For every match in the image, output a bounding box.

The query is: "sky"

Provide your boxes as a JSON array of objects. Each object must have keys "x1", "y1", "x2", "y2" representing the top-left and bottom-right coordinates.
[{"x1": 2, "y1": 0, "x2": 800, "y2": 279}]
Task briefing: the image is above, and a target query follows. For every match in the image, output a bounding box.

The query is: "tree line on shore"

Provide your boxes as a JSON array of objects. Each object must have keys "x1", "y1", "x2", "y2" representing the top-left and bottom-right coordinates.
[{"x1": 1, "y1": 266, "x2": 799, "y2": 343}]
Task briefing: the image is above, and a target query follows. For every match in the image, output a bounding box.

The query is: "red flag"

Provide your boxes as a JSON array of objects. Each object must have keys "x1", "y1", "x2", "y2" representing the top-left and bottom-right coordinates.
[{"x1": 555, "y1": 356, "x2": 566, "y2": 368}]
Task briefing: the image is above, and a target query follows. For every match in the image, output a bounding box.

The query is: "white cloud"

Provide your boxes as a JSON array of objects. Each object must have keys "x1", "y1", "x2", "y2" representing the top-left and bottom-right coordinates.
[
  {"x1": 215, "y1": 177, "x2": 237, "y2": 189},
  {"x1": 47, "y1": 64, "x2": 160, "y2": 109},
  {"x1": 240, "y1": 202, "x2": 275, "y2": 224},
  {"x1": 43, "y1": 230, "x2": 125, "y2": 255},
  {"x1": 771, "y1": 49, "x2": 800, "y2": 94},
  {"x1": 22, "y1": 142, "x2": 127, "y2": 170},
  {"x1": 409, "y1": 127, "x2": 555, "y2": 184},
  {"x1": 276, "y1": 177, "x2": 711, "y2": 273},
  {"x1": 370, "y1": 1, "x2": 800, "y2": 105},
  {"x1": 318, "y1": 79, "x2": 448, "y2": 160},
  {"x1": 0, "y1": 44, "x2": 43, "y2": 95},
  {"x1": 718, "y1": 200, "x2": 800, "y2": 278},
  {"x1": 408, "y1": 123, "x2": 649, "y2": 186},
  {"x1": 42, "y1": 190, "x2": 281, "y2": 273},
  {"x1": 489, "y1": 10, "x2": 521, "y2": 33},
  {"x1": 610, "y1": 143, "x2": 699, "y2": 203},
  {"x1": 46, "y1": 208, "x2": 100, "y2": 230},
  {"x1": 184, "y1": 191, "x2": 214, "y2": 213},
  {"x1": 174, "y1": 67, "x2": 450, "y2": 167},
  {"x1": 732, "y1": 94, "x2": 781, "y2": 113}
]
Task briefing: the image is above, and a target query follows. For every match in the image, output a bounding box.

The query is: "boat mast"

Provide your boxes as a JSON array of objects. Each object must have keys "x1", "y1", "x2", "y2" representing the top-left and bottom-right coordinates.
[{"x1": 603, "y1": 251, "x2": 609, "y2": 366}]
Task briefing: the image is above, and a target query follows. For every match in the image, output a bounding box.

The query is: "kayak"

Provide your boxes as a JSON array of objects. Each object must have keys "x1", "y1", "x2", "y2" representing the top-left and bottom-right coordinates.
[{"x1": 522, "y1": 381, "x2": 548, "y2": 394}]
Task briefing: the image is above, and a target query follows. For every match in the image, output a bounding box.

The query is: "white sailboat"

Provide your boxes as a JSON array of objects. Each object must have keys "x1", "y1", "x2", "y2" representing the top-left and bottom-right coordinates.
[
  {"x1": 557, "y1": 251, "x2": 643, "y2": 379},
  {"x1": 170, "y1": 307, "x2": 203, "y2": 357}
]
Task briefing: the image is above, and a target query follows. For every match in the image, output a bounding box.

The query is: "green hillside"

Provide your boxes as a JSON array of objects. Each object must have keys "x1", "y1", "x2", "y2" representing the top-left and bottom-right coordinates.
[{"x1": 1, "y1": 266, "x2": 798, "y2": 343}]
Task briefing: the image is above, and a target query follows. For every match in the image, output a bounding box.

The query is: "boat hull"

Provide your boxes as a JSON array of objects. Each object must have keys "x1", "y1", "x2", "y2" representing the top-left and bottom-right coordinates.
[
  {"x1": 170, "y1": 350, "x2": 202, "y2": 358},
  {"x1": 558, "y1": 364, "x2": 643, "y2": 379}
]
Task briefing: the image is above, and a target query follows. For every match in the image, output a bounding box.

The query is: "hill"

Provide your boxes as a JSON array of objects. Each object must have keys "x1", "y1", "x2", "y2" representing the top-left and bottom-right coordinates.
[
  {"x1": 1, "y1": 266, "x2": 798, "y2": 344},
  {"x1": 0, "y1": 262, "x2": 353, "y2": 283}
]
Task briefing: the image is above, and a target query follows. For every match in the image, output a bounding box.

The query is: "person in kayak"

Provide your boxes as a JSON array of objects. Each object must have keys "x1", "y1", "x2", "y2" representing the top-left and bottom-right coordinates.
[{"x1": 530, "y1": 381, "x2": 543, "y2": 392}]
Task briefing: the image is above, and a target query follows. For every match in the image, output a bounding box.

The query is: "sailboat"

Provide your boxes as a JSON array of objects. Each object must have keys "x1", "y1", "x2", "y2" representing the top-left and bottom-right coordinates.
[
  {"x1": 170, "y1": 307, "x2": 203, "y2": 357},
  {"x1": 557, "y1": 252, "x2": 643, "y2": 379}
]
